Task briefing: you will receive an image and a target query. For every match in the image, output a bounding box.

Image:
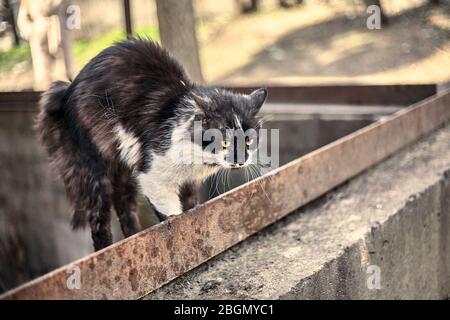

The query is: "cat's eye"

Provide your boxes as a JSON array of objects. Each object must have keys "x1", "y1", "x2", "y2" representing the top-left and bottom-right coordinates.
[
  {"x1": 246, "y1": 138, "x2": 254, "y2": 146},
  {"x1": 221, "y1": 140, "x2": 230, "y2": 149}
]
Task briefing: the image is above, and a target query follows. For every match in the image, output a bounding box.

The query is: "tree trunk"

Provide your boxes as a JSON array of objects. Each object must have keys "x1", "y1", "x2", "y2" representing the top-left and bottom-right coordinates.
[
  {"x1": 3, "y1": 0, "x2": 21, "y2": 45},
  {"x1": 155, "y1": 0, "x2": 203, "y2": 83},
  {"x1": 123, "y1": 0, "x2": 133, "y2": 39},
  {"x1": 238, "y1": 0, "x2": 259, "y2": 14}
]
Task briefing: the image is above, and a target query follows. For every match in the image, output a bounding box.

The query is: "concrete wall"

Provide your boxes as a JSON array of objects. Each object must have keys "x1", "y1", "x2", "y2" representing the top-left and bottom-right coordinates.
[
  {"x1": 0, "y1": 111, "x2": 92, "y2": 292},
  {"x1": 146, "y1": 123, "x2": 450, "y2": 300},
  {"x1": 0, "y1": 108, "x2": 373, "y2": 293}
]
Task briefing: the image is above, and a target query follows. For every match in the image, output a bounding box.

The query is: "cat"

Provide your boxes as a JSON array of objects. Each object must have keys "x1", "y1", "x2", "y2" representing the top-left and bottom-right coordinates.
[{"x1": 37, "y1": 38, "x2": 267, "y2": 251}]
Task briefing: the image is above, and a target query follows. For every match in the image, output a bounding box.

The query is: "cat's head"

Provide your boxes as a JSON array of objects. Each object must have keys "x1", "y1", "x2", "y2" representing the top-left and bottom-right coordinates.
[{"x1": 179, "y1": 87, "x2": 267, "y2": 169}]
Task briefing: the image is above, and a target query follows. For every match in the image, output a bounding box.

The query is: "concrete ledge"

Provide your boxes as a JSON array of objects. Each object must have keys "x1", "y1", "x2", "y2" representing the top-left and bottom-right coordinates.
[{"x1": 146, "y1": 123, "x2": 450, "y2": 299}]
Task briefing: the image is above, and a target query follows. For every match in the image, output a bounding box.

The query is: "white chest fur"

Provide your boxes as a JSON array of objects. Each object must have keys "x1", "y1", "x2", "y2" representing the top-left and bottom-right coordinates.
[{"x1": 137, "y1": 117, "x2": 219, "y2": 216}]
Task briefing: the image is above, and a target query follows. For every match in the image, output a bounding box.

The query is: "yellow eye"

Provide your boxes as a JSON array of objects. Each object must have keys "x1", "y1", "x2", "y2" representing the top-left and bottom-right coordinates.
[
  {"x1": 221, "y1": 140, "x2": 230, "y2": 148},
  {"x1": 246, "y1": 138, "x2": 254, "y2": 146}
]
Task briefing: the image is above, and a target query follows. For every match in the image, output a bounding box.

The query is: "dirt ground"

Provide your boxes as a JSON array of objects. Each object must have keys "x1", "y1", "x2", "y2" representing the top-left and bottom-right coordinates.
[
  {"x1": 200, "y1": 1, "x2": 450, "y2": 85},
  {"x1": 0, "y1": 0, "x2": 449, "y2": 90}
]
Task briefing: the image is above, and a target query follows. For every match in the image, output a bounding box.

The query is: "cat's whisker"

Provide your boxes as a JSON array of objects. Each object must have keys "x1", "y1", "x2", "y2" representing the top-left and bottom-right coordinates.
[
  {"x1": 243, "y1": 166, "x2": 253, "y2": 199},
  {"x1": 254, "y1": 163, "x2": 273, "y2": 182},
  {"x1": 226, "y1": 169, "x2": 231, "y2": 191},
  {"x1": 220, "y1": 169, "x2": 226, "y2": 193},
  {"x1": 246, "y1": 166, "x2": 257, "y2": 200},
  {"x1": 248, "y1": 164, "x2": 271, "y2": 203},
  {"x1": 255, "y1": 164, "x2": 274, "y2": 184},
  {"x1": 244, "y1": 165, "x2": 250, "y2": 184},
  {"x1": 215, "y1": 171, "x2": 221, "y2": 196},
  {"x1": 213, "y1": 169, "x2": 221, "y2": 197},
  {"x1": 207, "y1": 174, "x2": 215, "y2": 199}
]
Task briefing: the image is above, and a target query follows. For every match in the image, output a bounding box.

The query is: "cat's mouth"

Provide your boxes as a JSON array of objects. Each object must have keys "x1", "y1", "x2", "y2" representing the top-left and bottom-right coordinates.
[
  {"x1": 221, "y1": 163, "x2": 247, "y2": 169},
  {"x1": 205, "y1": 163, "x2": 219, "y2": 167},
  {"x1": 204, "y1": 162, "x2": 245, "y2": 169}
]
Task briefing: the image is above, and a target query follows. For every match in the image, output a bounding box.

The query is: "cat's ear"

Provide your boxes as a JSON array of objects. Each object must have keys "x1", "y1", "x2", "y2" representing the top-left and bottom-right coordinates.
[{"x1": 248, "y1": 88, "x2": 267, "y2": 115}]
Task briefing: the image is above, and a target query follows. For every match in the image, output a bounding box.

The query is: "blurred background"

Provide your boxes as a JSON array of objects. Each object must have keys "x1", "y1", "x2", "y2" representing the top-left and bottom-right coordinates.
[
  {"x1": 0, "y1": 0, "x2": 449, "y2": 294},
  {"x1": 0, "y1": 0, "x2": 449, "y2": 91}
]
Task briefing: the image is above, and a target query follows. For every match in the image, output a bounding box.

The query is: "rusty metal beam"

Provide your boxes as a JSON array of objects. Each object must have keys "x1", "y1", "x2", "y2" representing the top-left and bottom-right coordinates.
[
  {"x1": 227, "y1": 84, "x2": 437, "y2": 105},
  {"x1": 1, "y1": 89, "x2": 449, "y2": 300},
  {"x1": 0, "y1": 91, "x2": 42, "y2": 112},
  {"x1": 0, "y1": 85, "x2": 436, "y2": 112}
]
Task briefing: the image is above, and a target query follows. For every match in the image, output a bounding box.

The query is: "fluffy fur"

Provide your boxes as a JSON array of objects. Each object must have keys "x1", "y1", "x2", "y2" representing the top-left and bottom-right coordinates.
[{"x1": 37, "y1": 39, "x2": 267, "y2": 250}]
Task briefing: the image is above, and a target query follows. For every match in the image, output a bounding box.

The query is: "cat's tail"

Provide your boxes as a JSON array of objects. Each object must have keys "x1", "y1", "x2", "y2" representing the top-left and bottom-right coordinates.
[
  {"x1": 37, "y1": 81, "x2": 70, "y2": 164},
  {"x1": 38, "y1": 80, "x2": 69, "y2": 112},
  {"x1": 37, "y1": 81, "x2": 88, "y2": 229}
]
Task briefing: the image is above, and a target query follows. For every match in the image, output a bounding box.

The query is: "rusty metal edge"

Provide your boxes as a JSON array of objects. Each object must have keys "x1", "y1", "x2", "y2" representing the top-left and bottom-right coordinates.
[
  {"x1": 226, "y1": 84, "x2": 437, "y2": 106},
  {"x1": 0, "y1": 84, "x2": 437, "y2": 111},
  {"x1": 1, "y1": 88, "x2": 449, "y2": 300}
]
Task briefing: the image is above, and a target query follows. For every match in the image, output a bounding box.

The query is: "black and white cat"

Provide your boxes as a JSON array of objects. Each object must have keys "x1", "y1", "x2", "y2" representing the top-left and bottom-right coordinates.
[{"x1": 38, "y1": 38, "x2": 267, "y2": 250}]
